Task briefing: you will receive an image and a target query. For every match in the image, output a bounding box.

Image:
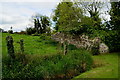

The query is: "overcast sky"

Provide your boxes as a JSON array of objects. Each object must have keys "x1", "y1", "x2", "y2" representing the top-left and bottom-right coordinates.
[
  {"x1": 0, "y1": 0, "x2": 60, "y2": 32},
  {"x1": 0, "y1": 0, "x2": 111, "y2": 32}
]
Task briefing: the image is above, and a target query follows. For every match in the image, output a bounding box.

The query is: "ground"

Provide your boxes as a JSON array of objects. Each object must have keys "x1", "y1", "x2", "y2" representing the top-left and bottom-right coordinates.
[
  {"x1": 73, "y1": 53, "x2": 119, "y2": 78},
  {"x1": 2, "y1": 33, "x2": 58, "y2": 57},
  {"x1": 2, "y1": 33, "x2": 119, "y2": 79}
]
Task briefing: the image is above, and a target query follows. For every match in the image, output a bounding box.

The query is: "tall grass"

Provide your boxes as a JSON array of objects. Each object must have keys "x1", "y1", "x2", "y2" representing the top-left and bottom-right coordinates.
[
  {"x1": 2, "y1": 33, "x2": 93, "y2": 79},
  {"x1": 2, "y1": 49, "x2": 93, "y2": 79}
]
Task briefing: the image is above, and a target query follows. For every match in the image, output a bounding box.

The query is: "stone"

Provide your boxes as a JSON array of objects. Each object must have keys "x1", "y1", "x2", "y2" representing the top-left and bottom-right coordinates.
[
  {"x1": 99, "y1": 43, "x2": 109, "y2": 53},
  {"x1": 52, "y1": 32, "x2": 109, "y2": 54}
]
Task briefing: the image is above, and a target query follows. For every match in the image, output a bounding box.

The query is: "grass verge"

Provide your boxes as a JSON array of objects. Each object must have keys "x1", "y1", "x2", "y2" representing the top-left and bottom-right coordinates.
[{"x1": 73, "y1": 53, "x2": 119, "y2": 79}]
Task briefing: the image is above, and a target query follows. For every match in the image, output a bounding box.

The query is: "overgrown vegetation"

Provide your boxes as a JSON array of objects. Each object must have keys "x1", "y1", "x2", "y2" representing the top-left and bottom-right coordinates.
[
  {"x1": 73, "y1": 53, "x2": 119, "y2": 78},
  {"x1": 1, "y1": 1, "x2": 120, "y2": 79},
  {"x1": 52, "y1": 1, "x2": 120, "y2": 52},
  {"x1": 2, "y1": 45, "x2": 93, "y2": 79}
]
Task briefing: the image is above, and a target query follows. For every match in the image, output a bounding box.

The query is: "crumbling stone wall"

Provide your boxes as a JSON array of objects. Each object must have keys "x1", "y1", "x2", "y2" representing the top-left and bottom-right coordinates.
[{"x1": 52, "y1": 32, "x2": 109, "y2": 54}]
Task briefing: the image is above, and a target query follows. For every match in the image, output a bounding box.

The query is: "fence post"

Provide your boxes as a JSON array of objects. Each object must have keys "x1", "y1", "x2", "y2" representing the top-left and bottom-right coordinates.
[
  {"x1": 63, "y1": 41, "x2": 67, "y2": 55},
  {"x1": 20, "y1": 39, "x2": 24, "y2": 54},
  {"x1": 6, "y1": 36, "x2": 15, "y2": 59}
]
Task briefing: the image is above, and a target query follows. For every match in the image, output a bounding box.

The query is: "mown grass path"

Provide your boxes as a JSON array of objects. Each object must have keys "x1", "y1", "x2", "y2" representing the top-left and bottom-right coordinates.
[{"x1": 73, "y1": 53, "x2": 119, "y2": 78}]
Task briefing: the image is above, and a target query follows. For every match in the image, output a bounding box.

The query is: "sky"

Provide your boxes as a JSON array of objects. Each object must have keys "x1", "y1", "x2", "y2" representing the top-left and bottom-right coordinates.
[
  {"x1": 0, "y1": 0, "x2": 111, "y2": 32},
  {"x1": 0, "y1": 0, "x2": 60, "y2": 32}
]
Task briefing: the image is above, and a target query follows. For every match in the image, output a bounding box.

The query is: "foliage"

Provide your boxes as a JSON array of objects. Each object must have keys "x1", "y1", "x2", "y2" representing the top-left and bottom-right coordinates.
[
  {"x1": 76, "y1": 1, "x2": 104, "y2": 29},
  {"x1": 26, "y1": 27, "x2": 36, "y2": 35},
  {"x1": 103, "y1": 1, "x2": 120, "y2": 52},
  {"x1": 69, "y1": 16, "x2": 94, "y2": 35},
  {"x1": 8, "y1": 27, "x2": 14, "y2": 34},
  {"x1": 52, "y1": 1, "x2": 105, "y2": 36},
  {"x1": 109, "y1": 1, "x2": 120, "y2": 30},
  {"x1": 53, "y1": 2, "x2": 83, "y2": 34},
  {"x1": 32, "y1": 14, "x2": 51, "y2": 34},
  {"x1": 2, "y1": 49, "x2": 93, "y2": 79},
  {"x1": 91, "y1": 43, "x2": 100, "y2": 55},
  {"x1": 103, "y1": 30, "x2": 120, "y2": 52},
  {"x1": 8, "y1": 30, "x2": 13, "y2": 34}
]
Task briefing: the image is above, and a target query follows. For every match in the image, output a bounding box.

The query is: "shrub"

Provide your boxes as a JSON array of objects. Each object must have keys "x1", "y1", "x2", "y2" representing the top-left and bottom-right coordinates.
[
  {"x1": 32, "y1": 32, "x2": 40, "y2": 36},
  {"x1": 2, "y1": 49, "x2": 93, "y2": 79},
  {"x1": 91, "y1": 44, "x2": 100, "y2": 55},
  {"x1": 103, "y1": 31, "x2": 120, "y2": 52},
  {"x1": 26, "y1": 27, "x2": 36, "y2": 35},
  {"x1": 8, "y1": 30, "x2": 13, "y2": 34}
]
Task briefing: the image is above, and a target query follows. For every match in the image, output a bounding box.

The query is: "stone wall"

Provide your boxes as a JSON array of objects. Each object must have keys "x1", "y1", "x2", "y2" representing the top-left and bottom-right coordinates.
[{"x1": 52, "y1": 32, "x2": 109, "y2": 54}]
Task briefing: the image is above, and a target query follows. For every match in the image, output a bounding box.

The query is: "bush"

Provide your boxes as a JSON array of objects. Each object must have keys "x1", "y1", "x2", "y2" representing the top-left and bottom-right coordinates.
[
  {"x1": 32, "y1": 32, "x2": 40, "y2": 36},
  {"x1": 8, "y1": 30, "x2": 13, "y2": 34},
  {"x1": 26, "y1": 27, "x2": 36, "y2": 35},
  {"x1": 2, "y1": 49, "x2": 93, "y2": 79},
  {"x1": 104, "y1": 31, "x2": 120, "y2": 52},
  {"x1": 91, "y1": 44, "x2": 100, "y2": 55}
]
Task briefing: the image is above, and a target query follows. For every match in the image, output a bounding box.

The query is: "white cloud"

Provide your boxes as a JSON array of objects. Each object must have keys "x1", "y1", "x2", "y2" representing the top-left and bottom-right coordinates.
[
  {"x1": 0, "y1": 0, "x2": 61, "y2": 2},
  {"x1": 0, "y1": 1, "x2": 111, "y2": 32},
  {"x1": 0, "y1": 2, "x2": 59, "y2": 32}
]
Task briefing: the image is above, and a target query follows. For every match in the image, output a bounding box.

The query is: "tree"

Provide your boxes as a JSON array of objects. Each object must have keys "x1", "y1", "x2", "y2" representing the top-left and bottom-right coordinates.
[
  {"x1": 110, "y1": 1, "x2": 120, "y2": 30},
  {"x1": 53, "y1": 1, "x2": 85, "y2": 55},
  {"x1": 105, "y1": 1, "x2": 120, "y2": 52},
  {"x1": 8, "y1": 26, "x2": 13, "y2": 34},
  {"x1": 41, "y1": 16, "x2": 51, "y2": 33},
  {"x1": 53, "y1": 1, "x2": 83, "y2": 34},
  {"x1": 32, "y1": 13, "x2": 51, "y2": 34},
  {"x1": 75, "y1": 1, "x2": 104, "y2": 30}
]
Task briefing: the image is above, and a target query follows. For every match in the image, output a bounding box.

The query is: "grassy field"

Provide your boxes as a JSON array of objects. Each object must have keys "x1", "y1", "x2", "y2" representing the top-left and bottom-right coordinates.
[
  {"x1": 73, "y1": 53, "x2": 119, "y2": 79},
  {"x1": 2, "y1": 33, "x2": 58, "y2": 57},
  {"x1": 2, "y1": 33, "x2": 94, "y2": 79},
  {"x1": 2, "y1": 33, "x2": 119, "y2": 79}
]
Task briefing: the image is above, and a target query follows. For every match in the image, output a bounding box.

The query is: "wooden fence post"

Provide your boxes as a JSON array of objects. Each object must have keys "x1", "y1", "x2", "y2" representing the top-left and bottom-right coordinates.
[
  {"x1": 20, "y1": 39, "x2": 24, "y2": 54},
  {"x1": 6, "y1": 36, "x2": 15, "y2": 59},
  {"x1": 63, "y1": 41, "x2": 67, "y2": 55}
]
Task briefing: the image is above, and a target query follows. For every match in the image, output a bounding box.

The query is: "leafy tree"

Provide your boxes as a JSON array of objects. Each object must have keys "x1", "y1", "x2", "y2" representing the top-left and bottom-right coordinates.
[
  {"x1": 8, "y1": 26, "x2": 13, "y2": 34},
  {"x1": 110, "y1": 1, "x2": 120, "y2": 30},
  {"x1": 32, "y1": 13, "x2": 51, "y2": 34},
  {"x1": 105, "y1": 1, "x2": 120, "y2": 52},
  {"x1": 41, "y1": 16, "x2": 51, "y2": 33},
  {"x1": 75, "y1": 1, "x2": 104, "y2": 30},
  {"x1": 26, "y1": 27, "x2": 36, "y2": 35},
  {"x1": 53, "y1": 2, "x2": 83, "y2": 34},
  {"x1": 46, "y1": 27, "x2": 51, "y2": 35}
]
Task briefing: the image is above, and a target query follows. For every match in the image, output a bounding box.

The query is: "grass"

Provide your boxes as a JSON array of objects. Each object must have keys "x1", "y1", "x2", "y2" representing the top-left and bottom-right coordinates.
[
  {"x1": 2, "y1": 33, "x2": 94, "y2": 79},
  {"x1": 2, "y1": 33, "x2": 58, "y2": 57},
  {"x1": 2, "y1": 33, "x2": 119, "y2": 79},
  {"x1": 2, "y1": 46, "x2": 93, "y2": 79},
  {"x1": 73, "y1": 53, "x2": 119, "y2": 78}
]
